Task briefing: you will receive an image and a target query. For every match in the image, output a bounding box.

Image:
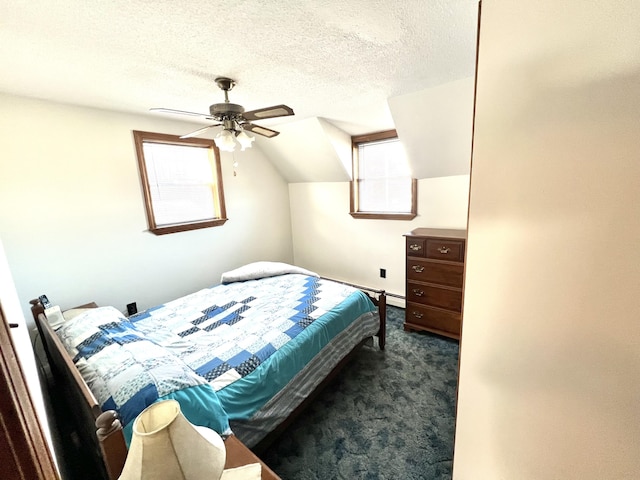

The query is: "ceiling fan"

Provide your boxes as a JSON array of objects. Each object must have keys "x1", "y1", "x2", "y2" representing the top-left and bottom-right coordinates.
[{"x1": 151, "y1": 77, "x2": 295, "y2": 151}]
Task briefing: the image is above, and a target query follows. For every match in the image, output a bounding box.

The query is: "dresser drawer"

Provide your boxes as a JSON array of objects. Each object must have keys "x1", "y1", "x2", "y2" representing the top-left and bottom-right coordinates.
[
  {"x1": 407, "y1": 259, "x2": 464, "y2": 288},
  {"x1": 405, "y1": 303, "x2": 461, "y2": 336},
  {"x1": 407, "y1": 281, "x2": 462, "y2": 312},
  {"x1": 425, "y1": 239, "x2": 464, "y2": 262},
  {"x1": 406, "y1": 237, "x2": 426, "y2": 257}
]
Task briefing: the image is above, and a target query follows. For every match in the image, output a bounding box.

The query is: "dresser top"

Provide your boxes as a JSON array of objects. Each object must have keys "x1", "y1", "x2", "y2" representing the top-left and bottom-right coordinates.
[{"x1": 404, "y1": 228, "x2": 466, "y2": 239}]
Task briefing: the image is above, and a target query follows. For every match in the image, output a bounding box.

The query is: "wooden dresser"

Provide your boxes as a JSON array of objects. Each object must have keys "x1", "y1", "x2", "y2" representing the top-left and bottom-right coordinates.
[{"x1": 404, "y1": 228, "x2": 466, "y2": 340}]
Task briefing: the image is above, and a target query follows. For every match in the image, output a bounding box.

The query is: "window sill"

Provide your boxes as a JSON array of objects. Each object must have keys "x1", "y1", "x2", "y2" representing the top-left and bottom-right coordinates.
[
  {"x1": 149, "y1": 218, "x2": 228, "y2": 235},
  {"x1": 349, "y1": 212, "x2": 417, "y2": 220}
]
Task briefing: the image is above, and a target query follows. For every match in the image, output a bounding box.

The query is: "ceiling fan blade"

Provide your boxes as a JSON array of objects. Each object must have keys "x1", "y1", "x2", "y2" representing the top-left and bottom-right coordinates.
[
  {"x1": 242, "y1": 105, "x2": 294, "y2": 121},
  {"x1": 150, "y1": 107, "x2": 214, "y2": 120},
  {"x1": 242, "y1": 123, "x2": 280, "y2": 138},
  {"x1": 179, "y1": 124, "x2": 219, "y2": 139}
]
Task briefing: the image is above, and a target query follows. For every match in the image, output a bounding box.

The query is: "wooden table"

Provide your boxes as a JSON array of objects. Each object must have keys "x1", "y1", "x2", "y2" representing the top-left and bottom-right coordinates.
[{"x1": 224, "y1": 436, "x2": 281, "y2": 480}]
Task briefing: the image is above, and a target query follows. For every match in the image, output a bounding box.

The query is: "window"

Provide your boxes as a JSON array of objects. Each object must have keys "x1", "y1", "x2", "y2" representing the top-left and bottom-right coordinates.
[
  {"x1": 133, "y1": 130, "x2": 227, "y2": 235},
  {"x1": 350, "y1": 129, "x2": 417, "y2": 220}
]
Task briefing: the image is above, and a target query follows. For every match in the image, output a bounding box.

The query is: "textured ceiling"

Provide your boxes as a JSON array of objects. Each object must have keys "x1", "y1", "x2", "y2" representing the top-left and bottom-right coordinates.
[{"x1": 0, "y1": 0, "x2": 478, "y2": 135}]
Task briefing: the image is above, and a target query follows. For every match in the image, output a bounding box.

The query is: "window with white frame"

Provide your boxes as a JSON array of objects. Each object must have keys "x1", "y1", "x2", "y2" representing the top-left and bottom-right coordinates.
[
  {"x1": 133, "y1": 131, "x2": 227, "y2": 235},
  {"x1": 350, "y1": 130, "x2": 416, "y2": 219}
]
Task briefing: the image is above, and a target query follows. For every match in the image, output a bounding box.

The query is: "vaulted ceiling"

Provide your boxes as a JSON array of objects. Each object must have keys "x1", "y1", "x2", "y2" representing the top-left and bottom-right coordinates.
[{"x1": 0, "y1": 0, "x2": 479, "y2": 180}]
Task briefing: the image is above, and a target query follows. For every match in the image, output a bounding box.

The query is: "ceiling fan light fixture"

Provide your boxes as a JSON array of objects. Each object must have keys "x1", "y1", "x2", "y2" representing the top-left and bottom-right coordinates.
[
  {"x1": 214, "y1": 129, "x2": 237, "y2": 152},
  {"x1": 236, "y1": 130, "x2": 255, "y2": 151}
]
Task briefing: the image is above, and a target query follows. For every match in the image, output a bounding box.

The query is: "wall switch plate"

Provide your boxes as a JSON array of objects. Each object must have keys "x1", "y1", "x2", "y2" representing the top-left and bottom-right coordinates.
[
  {"x1": 380, "y1": 268, "x2": 386, "y2": 278},
  {"x1": 126, "y1": 302, "x2": 137, "y2": 316}
]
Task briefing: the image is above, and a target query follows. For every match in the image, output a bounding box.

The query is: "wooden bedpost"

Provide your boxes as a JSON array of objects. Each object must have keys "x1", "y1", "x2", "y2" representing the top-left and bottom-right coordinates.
[
  {"x1": 95, "y1": 411, "x2": 127, "y2": 480},
  {"x1": 377, "y1": 291, "x2": 386, "y2": 350}
]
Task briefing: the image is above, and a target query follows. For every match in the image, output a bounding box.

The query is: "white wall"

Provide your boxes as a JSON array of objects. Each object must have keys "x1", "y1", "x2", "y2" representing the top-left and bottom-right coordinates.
[
  {"x1": 0, "y1": 94, "x2": 293, "y2": 327},
  {"x1": 454, "y1": 1, "x2": 640, "y2": 479},
  {"x1": 289, "y1": 175, "x2": 470, "y2": 304},
  {"x1": 259, "y1": 117, "x2": 352, "y2": 183},
  {"x1": 390, "y1": 76, "x2": 475, "y2": 179}
]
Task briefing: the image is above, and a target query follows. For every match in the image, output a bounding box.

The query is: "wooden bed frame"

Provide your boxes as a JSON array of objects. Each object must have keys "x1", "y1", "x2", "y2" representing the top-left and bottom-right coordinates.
[{"x1": 30, "y1": 283, "x2": 386, "y2": 480}]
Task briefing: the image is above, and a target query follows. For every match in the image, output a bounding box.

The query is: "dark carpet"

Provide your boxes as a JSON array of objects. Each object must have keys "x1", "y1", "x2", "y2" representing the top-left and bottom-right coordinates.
[{"x1": 260, "y1": 306, "x2": 460, "y2": 480}]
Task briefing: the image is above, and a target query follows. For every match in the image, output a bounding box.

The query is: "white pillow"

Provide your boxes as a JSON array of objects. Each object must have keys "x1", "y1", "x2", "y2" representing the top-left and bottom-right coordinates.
[{"x1": 221, "y1": 261, "x2": 318, "y2": 284}]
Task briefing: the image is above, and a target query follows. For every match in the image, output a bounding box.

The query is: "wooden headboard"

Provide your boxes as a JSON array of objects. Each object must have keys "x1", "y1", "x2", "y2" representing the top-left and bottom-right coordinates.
[{"x1": 30, "y1": 300, "x2": 127, "y2": 480}]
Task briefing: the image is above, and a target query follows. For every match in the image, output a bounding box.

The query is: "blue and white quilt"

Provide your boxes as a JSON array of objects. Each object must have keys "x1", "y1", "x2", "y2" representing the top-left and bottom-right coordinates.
[{"x1": 55, "y1": 272, "x2": 378, "y2": 445}]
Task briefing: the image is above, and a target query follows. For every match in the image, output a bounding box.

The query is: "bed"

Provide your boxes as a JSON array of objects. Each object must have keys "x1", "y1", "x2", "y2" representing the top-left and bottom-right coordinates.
[{"x1": 31, "y1": 262, "x2": 386, "y2": 480}]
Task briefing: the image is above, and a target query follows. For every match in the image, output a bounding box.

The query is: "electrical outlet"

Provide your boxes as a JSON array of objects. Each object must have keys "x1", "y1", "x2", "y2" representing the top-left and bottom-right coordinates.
[
  {"x1": 126, "y1": 302, "x2": 137, "y2": 316},
  {"x1": 380, "y1": 268, "x2": 386, "y2": 278}
]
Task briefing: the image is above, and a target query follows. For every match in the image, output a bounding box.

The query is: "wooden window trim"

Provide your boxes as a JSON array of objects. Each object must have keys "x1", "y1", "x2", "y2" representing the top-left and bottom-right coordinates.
[
  {"x1": 350, "y1": 129, "x2": 417, "y2": 220},
  {"x1": 133, "y1": 130, "x2": 228, "y2": 235}
]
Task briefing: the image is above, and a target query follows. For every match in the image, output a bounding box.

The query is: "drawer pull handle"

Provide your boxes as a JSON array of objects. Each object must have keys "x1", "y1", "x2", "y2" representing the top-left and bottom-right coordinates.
[
  {"x1": 409, "y1": 244, "x2": 422, "y2": 251},
  {"x1": 412, "y1": 289, "x2": 424, "y2": 297},
  {"x1": 437, "y1": 246, "x2": 451, "y2": 254},
  {"x1": 412, "y1": 265, "x2": 425, "y2": 273},
  {"x1": 412, "y1": 312, "x2": 424, "y2": 319}
]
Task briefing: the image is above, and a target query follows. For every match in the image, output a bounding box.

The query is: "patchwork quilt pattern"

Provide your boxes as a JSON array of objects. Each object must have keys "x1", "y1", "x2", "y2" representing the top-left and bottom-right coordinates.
[
  {"x1": 128, "y1": 274, "x2": 357, "y2": 390},
  {"x1": 56, "y1": 306, "x2": 208, "y2": 427},
  {"x1": 55, "y1": 274, "x2": 368, "y2": 428}
]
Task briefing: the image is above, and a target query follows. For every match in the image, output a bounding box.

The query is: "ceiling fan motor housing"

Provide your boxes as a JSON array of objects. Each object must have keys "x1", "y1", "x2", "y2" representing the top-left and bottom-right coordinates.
[{"x1": 209, "y1": 102, "x2": 245, "y2": 119}]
